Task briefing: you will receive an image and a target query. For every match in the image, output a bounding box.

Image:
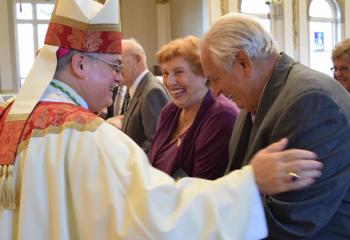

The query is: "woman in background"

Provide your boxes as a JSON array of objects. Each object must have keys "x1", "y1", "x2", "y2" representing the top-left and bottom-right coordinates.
[
  {"x1": 148, "y1": 36, "x2": 239, "y2": 180},
  {"x1": 332, "y1": 38, "x2": 350, "y2": 93}
]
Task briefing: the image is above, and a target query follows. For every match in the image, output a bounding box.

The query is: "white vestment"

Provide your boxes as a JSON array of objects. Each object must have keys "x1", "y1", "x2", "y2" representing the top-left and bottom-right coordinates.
[{"x1": 0, "y1": 81, "x2": 267, "y2": 239}]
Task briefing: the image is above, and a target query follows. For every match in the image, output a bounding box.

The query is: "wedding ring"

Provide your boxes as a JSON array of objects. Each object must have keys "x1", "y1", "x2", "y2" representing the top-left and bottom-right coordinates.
[{"x1": 288, "y1": 172, "x2": 301, "y2": 182}]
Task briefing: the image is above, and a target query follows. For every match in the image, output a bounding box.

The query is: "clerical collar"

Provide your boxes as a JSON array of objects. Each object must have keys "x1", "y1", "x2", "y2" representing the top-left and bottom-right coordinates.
[{"x1": 41, "y1": 79, "x2": 88, "y2": 109}]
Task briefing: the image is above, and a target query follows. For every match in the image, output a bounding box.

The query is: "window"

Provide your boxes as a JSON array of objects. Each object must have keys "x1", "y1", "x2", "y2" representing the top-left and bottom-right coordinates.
[
  {"x1": 239, "y1": 0, "x2": 271, "y2": 33},
  {"x1": 238, "y1": 0, "x2": 284, "y2": 52},
  {"x1": 308, "y1": 0, "x2": 341, "y2": 76},
  {"x1": 14, "y1": 0, "x2": 55, "y2": 85}
]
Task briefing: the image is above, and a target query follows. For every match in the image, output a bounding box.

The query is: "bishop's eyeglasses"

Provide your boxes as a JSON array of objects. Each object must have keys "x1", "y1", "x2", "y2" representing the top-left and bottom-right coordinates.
[{"x1": 84, "y1": 54, "x2": 123, "y2": 73}]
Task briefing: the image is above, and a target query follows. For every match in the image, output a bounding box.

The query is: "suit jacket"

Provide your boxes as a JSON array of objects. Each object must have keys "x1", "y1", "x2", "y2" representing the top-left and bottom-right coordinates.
[
  {"x1": 121, "y1": 72, "x2": 169, "y2": 152},
  {"x1": 227, "y1": 53, "x2": 350, "y2": 239}
]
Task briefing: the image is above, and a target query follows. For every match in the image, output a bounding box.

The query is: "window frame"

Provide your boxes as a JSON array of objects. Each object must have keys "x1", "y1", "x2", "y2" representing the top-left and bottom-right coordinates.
[
  {"x1": 308, "y1": 0, "x2": 342, "y2": 45},
  {"x1": 307, "y1": 0, "x2": 342, "y2": 75},
  {"x1": 238, "y1": 0, "x2": 272, "y2": 32},
  {"x1": 13, "y1": 0, "x2": 55, "y2": 86},
  {"x1": 238, "y1": 0, "x2": 285, "y2": 51}
]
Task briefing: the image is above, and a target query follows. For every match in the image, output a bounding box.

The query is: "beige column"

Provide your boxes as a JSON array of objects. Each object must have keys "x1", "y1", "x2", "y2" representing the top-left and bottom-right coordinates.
[
  {"x1": 156, "y1": 0, "x2": 171, "y2": 49},
  {"x1": 345, "y1": 0, "x2": 350, "y2": 38},
  {"x1": 298, "y1": 0, "x2": 309, "y2": 65},
  {"x1": 228, "y1": 0, "x2": 239, "y2": 13}
]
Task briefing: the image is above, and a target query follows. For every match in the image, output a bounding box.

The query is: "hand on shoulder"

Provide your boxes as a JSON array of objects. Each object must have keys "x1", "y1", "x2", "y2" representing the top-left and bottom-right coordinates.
[{"x1": 250, "y1": 138, "x2": 323, "y2": 195}]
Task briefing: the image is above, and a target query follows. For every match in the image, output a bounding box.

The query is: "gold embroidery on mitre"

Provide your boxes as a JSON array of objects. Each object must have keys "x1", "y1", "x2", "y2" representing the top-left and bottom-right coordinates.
[{"x1": 51, "y1": 15, "x2": 121, "y2": 32}]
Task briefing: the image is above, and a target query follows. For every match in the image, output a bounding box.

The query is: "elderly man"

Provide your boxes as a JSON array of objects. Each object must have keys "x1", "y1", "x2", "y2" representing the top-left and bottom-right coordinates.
[
  {"x1": 332, "y1": 38, "x2": 350, "y2": 93},
  {"x1": 0, "y1": 2, "x2": 322, "y2": 239},
  {"x1": 201, "y1": 13, "x2": 350, "y2": 239},
  {"x1": 117, "y1": 38, "x2": 169, "y2": 152}
]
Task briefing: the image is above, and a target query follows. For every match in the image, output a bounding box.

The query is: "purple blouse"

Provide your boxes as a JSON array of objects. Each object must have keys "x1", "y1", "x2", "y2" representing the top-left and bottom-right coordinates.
[{"x1": 148, "y1": 90, "x2": 239, "y2": 180}]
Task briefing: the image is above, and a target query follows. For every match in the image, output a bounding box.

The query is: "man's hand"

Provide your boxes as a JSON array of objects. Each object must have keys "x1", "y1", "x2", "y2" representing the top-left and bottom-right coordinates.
[{"x1": 250, "y1": 138, "x2": 323, "y2": 195}]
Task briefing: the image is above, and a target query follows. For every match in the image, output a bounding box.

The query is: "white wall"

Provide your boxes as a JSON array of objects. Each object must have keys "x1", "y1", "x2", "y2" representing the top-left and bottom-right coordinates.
[
  {"x1": 298, "y1": 0, "x2": 309, "y2": 65},
  {"x1": 208, "y1": 0, "x2": 222, "y2": 25},
  {"x1": 283, "y1": 0, "x2": 294, "y2": 57},
  {"x1": 346, "y1": 0, "x2": 350, "y2": 38}
]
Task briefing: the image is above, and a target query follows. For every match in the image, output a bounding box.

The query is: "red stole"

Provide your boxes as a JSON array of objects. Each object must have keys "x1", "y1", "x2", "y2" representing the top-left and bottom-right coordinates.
[{"x1": 0, "y1": 102, "x2": 103, "y2": 209}]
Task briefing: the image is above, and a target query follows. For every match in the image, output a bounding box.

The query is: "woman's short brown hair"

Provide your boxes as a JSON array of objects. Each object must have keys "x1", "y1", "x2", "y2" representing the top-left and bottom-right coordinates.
[
  {"x1": 332, "y1": 38, "x2": 350, "y2": 60},
  {"x1": 156, "y1": 35, "x2": 204, "y2": 77}
]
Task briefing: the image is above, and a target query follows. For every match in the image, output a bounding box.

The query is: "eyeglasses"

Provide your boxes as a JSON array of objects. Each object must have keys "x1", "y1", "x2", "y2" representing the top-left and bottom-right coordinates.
[
  {"x1": 85, "y1": 54, "x2": 123, "y2": 73},
  {"x1": 330, "y1": 66, "x2": 350, "y2": 73}
]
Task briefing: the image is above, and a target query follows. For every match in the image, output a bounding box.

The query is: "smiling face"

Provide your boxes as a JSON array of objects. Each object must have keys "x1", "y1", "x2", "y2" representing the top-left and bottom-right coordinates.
[
  {"x1": 161, "y1": 56, "x2": 207, "y2": 109},
  {"x1": 332, "y1": 57, "x2": 350, "y2": 93},
  {"x1": 80, "y1": 53, "x2": 121, "y2": 113},
  {"x1": 200, "y1": 46, "x2": 258, "y2": 112}
]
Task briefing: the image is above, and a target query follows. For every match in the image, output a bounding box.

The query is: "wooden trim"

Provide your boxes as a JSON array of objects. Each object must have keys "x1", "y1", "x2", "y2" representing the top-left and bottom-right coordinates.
[
  {"x1": 220, "y1": 0, "x2": 228, "y2": 15},
  {"x1": 156, "y1": 0, "x2": 169, "y2": 4}
]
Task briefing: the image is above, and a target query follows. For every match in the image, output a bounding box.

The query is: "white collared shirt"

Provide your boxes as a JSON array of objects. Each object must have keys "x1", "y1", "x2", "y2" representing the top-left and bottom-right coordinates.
[{"x1": 128, "y1": 69, "x2": 149, "y2": 99}]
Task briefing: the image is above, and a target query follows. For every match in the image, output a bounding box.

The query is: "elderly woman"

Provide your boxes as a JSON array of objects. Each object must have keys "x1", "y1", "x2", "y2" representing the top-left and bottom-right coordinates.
[
  {"x1": 148, "y1": 36, "x2": 239, "y2": 180},
  {"x1": 332, "y1": 38, "x2": 350, "y2": 93}
]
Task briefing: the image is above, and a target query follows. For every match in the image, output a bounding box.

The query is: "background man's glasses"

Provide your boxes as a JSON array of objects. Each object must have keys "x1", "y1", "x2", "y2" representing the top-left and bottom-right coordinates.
[{"x1": 330, "y1": 66, "x2": 350, "y2": 73}]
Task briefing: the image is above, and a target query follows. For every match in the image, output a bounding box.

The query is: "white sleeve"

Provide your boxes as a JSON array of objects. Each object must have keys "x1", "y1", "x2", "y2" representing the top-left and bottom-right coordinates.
[
  {"x1": 243, "y1": 168, "x2": 268, "y2": 240},
  {"x1": 72, "y1": 123, "x2": 267, "y2": 240},
  {"x1": 25, "y1": 122, "x2": 267, "y2": 240}
]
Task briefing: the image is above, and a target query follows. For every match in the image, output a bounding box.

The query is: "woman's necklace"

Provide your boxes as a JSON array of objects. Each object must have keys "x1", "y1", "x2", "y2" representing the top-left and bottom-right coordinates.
[
  {"x1": 172, "y1": 103, "x2": 201, "y2": 147},
  {"x1": 176, "y1": 120, "x2": 191, "y2": 147},
  {"x1": 50, "y1": 82, "x2": 81, "y2": 106},
  {"x1": 174, "y1": 113, "x2": 195, "y2": 147}
]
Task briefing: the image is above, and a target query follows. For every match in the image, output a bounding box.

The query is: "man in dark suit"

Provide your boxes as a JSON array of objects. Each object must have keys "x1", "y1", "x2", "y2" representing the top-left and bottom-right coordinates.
[
  {"x1": 200, "y1": 13, "x2": 350, "y2": 239},
  {"x1": 119, "y1": 38, "x2": 169, "y2": 152}
]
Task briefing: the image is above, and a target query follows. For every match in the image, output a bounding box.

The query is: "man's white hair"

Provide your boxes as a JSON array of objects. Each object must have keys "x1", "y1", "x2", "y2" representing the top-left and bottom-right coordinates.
[
  {"x1": 202, "y1": 13, "x2": 279, "y2": 72},
  {"x1": 122, "y1": 38, "x2": 147, "y2": 66}
]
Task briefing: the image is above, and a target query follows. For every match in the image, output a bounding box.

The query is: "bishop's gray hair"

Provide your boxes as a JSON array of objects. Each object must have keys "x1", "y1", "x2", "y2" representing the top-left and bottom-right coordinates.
[{"x1": 53, "y1": 50, "x2": 100, "y2": 78}]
